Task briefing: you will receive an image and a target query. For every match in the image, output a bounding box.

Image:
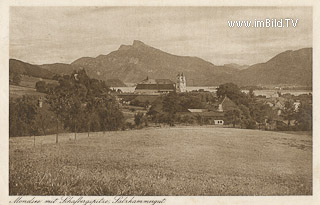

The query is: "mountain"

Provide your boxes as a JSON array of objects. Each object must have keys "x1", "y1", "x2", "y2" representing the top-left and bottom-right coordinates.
[
  {"x1": 224, "y1": 63, "x2": 249, "y2": 70},
  {"x1": 233, "y1": 48, "x2": 312, "y2": 86},
  {"x1": 71, "y1": 40, "x2": 239, "y2": 86},
  {"x1": 9, "y1": 59, "x2": 55, "y2": 79},
  {"x1": 10, "y1": 41, "x2": 312, "y2": 87}
]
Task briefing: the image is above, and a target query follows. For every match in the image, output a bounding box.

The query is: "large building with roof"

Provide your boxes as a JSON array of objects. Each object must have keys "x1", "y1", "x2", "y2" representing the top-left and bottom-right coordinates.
[{"x1": 134, "y1": 74, "x2": 186, "y2": 94}]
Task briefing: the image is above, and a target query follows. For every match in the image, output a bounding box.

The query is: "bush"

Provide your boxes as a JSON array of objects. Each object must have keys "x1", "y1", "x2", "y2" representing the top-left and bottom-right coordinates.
[
  {"x1": 125, "y1": 122, "x2": 134, "y2": 130},
  {"x1": 134, "y1": 112, "x2": 144, "y2": 128}
]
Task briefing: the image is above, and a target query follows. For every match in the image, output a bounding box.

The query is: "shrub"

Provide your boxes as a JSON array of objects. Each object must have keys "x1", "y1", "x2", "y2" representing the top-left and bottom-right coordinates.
[{"x1": 134, "y1": 112, "x2": 144, "y2": 128}]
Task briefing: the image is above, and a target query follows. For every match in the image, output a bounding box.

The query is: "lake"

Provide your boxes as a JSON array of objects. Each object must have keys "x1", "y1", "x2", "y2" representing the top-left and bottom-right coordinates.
[{"x1": 111, "y1": 86, "x2": 312, "y2": 98}]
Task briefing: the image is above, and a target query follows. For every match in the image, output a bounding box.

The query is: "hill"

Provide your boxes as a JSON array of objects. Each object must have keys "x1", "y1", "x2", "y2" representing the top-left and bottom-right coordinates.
[
  {"x1": 71, "y1": 40, "x2": 239, "y2": 86},
  {"x1": 39, "y1": 62, "x2": 126, "y2": 87},
  {"x1": 39, "y1": 63, "x2": 76, "y2": 76},
  {"x1": 9, "y1": 59, "x2": 127, "y2": 87},
  {"x1": 9, "y1": 59, "x2": 55, "y2": 80},
  {"x1": 233, "y1": 48, "x2": 312, "y2": 86}
]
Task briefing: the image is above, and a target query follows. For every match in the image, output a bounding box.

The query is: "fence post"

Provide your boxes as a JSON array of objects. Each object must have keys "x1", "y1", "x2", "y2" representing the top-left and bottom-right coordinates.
[
  {"x1": 56, "y1": 119, "x2": 59, "y2": 144},
  {"x1": 75, "y1": 123, "x2": 77, "y2": 140}
]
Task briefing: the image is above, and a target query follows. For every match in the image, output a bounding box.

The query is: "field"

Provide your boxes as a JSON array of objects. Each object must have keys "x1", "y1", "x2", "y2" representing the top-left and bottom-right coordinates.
[
  {"x1": 19, "y1": 75, "x2": 58, "y2": 88},
  {"x1": 10, "y1": 75, "x2": 59, "y2": 98},
  {"x1": 9, "y1": 127, "x2": 312, "y2": 195},
  {"x1": 9, "y1": 85, "x2": 46, "y2": 99}
]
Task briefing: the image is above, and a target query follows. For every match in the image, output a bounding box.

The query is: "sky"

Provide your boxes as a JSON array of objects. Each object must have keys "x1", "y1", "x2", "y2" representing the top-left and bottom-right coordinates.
[{"x1": 10, "y1": 7, "x2": 312, "y2": 65}]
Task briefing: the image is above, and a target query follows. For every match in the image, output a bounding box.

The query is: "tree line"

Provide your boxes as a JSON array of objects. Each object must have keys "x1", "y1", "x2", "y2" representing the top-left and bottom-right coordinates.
[
  {"x1": 145, "y1": 83, "x2": 312, "y2": 131},
  {"x1": 9, "y1": 69, "x2": 124, "y2": 137},
  {"x1": 9, "y1": 77, "x2": 312, "y2": 137}
]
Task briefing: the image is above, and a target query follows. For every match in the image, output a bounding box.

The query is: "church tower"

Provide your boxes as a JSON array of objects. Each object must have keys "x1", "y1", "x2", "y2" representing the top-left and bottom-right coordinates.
[{"x1": 176, "y1": 73, "x2": 186, "y2": 92}]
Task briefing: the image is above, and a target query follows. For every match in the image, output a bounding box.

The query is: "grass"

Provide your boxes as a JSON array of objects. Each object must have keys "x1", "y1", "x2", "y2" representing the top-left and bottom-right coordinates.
[
  {"x1": 9, "y1": 85, "x2": 46, "y2": 99},
  {"x1": 10, "y1": 75, "x2": 58, "y2": 99},
  {"x1": 9, "y1": 127, "x2": 312, "y2": 195},
  {"x1": 19, "y1": 75, "x2": 58, "y2": 88}
]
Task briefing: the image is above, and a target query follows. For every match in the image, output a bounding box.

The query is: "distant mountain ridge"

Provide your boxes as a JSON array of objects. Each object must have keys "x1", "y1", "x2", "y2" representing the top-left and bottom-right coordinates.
[
  {"x1": 10, "y1": 40, "x2": 312, "y2": 87},
  {"x1": 10, "y1": 59, "x2": 56, "y2": 80},
  {"x1": 233, "y1": 48, "x2": 312, "y2": 86},
  {"x1": 10, "y1": 60, "x2": 126, "y2": 87}
]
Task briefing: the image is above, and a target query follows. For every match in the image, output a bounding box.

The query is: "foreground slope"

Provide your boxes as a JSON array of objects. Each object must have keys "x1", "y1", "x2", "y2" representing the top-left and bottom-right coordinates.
[{"x1": 10, "y1": 127, "x2": 312, "y2": 195}]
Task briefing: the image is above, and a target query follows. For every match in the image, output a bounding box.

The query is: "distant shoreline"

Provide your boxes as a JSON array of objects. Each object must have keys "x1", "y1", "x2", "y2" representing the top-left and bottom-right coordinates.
[{"x1": 111, "y1": 86, "x2": 312, "y2": 97}]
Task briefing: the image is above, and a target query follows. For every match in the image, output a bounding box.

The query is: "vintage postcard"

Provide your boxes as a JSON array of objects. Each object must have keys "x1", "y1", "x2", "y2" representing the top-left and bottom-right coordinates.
[{"x1": 1, "y1": 0, "x2": 319, "y2": 204}]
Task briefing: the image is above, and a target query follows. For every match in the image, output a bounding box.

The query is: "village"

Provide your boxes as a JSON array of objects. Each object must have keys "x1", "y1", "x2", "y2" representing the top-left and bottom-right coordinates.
[{"x1": 114, "y1": 73, "x2": 312, "y2": 131}]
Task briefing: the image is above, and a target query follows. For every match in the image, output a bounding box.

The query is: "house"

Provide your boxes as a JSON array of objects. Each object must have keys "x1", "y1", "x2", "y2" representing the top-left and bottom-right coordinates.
[
  {"x1": 184, "y1": 96, "x2": 238, "y2": 125},
  {"x1": 208, "y1": 96, "x2": 238, "y2": 112},
  {"x1": 293, "y1": 101, "x2": 301, "y2": 112},
  {"x1": 134, "y1": 77, "x2": 176, "y2": 94},
  {"x1": 196, "y1": 111, "x2": 225, "y2": 125},
  {"x1": 264, "y1": 97, "x2": 286, "y2": 116}
]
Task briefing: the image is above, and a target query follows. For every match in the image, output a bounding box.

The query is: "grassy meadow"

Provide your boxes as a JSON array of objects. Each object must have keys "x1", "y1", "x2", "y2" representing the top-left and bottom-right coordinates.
[
  {"x1": 10, "y1": 75, "x2": 58, "y2": 99},
  {"x1": 9, "y1": 127, "x2": 312, "y2": 195}
]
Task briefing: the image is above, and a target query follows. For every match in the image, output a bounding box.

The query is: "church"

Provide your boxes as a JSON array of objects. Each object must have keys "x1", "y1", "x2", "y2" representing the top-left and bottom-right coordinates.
[{"x1": 134, "y1": 73, "x2": 187, "y2": 94}]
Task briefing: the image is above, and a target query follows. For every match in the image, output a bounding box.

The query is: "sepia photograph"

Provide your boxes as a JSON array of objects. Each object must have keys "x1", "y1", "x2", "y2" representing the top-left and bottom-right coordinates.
[{"x1": 3, "y1": 2, "x2": 317, "y2": 203}]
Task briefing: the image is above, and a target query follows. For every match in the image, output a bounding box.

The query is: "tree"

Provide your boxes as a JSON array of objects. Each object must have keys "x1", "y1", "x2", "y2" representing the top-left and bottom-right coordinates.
[
  {"x1": 35, "y1": 107, "x2": 56, "y2": 136},
  {"x1": 162, "y1": 92, "x2": 181, "y2": 126},
  {"x1": 282, "y1": 101, "x2": 296, "y2": 128},
  {"x1": 35, "y1": 81, "x2": 47, "y2": 93},
  {"x1": 249, "y1": 102, "x2": 274, "y2": 125},
  {"x1": 9, "y1": 96, "x2": 39, "y2": 137},
  {"x1": 46, "y1": 70, "x2": 91, "y2": 140},
  {"x1": 295, "y1": 102, "x2": 312, "y2": 131},
  {"x1": 217, "y1": 83, "x2": 249, "y2": 106},
  {"x1": 224, "y1": 109, "x2": 241, "y2": 128},
  {"x1": 248, "y1": 88, "x2": 255, "y2": 99}
]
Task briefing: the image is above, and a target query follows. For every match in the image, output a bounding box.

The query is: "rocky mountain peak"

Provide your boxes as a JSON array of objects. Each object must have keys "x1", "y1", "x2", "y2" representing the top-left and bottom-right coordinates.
[
  {"x1": 118, "y1": 40, "x2": 150, "y2": 51},
  {"x1": 132, "y1": 40, "x2": 148, "y2": 48}
]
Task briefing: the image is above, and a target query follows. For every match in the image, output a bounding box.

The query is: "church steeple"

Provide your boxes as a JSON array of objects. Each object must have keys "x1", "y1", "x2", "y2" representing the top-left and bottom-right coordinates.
[{"x1": 176, "y1": 72, "x2": 186, "y2": 92}]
